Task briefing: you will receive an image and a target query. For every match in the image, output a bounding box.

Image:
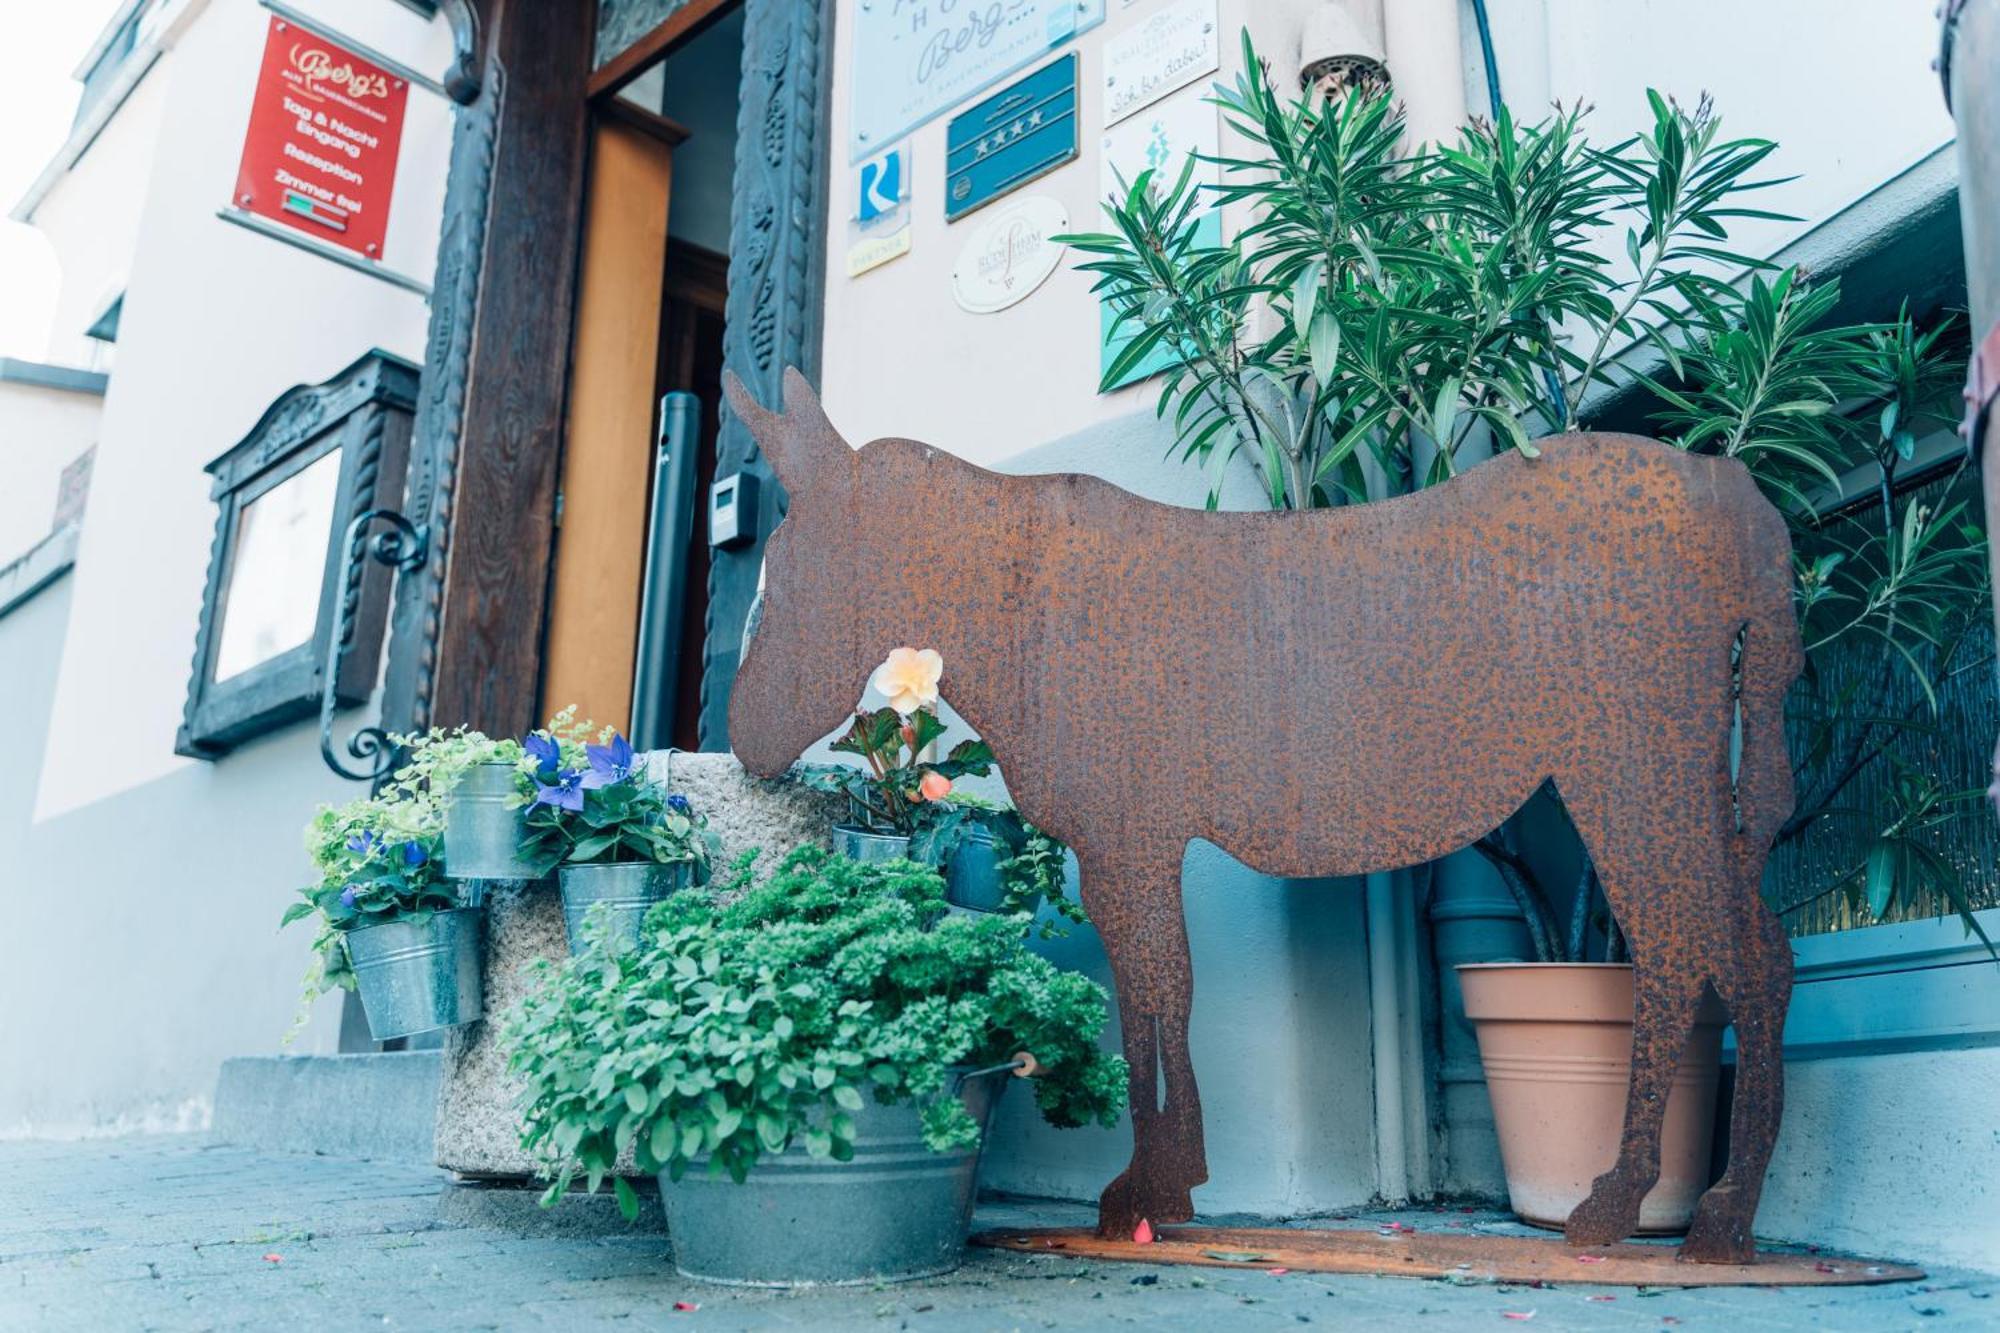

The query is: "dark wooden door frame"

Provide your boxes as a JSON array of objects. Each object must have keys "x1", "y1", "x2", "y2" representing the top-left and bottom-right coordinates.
[
  {"x1": 374, "y1": 0, "x2": 833, "y2": 748},
  {"x1": 380, "y1": 0, "x2": 596, "y2": 741}
]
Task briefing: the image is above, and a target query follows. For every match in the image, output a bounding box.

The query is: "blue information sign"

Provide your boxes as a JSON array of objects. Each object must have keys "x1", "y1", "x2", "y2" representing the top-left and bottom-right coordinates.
[
  {"x1": 848, "y1": 0, "x2": 1102, "y2": 164},
  {"x1": 944, "y1": 55, "x2": 1079, "y2": 222}
]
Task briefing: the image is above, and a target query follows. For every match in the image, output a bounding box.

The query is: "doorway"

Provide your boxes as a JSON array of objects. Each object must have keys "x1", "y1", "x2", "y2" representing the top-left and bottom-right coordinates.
[{"x1": 540, "y1": 3, "x2": 744, "y2": 749}]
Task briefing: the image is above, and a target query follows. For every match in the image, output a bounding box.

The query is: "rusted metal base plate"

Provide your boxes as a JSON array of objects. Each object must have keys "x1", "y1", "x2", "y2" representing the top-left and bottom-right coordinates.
[{"x1": 972, "y1": 1227, "x2": 1924, "y2": 1288}]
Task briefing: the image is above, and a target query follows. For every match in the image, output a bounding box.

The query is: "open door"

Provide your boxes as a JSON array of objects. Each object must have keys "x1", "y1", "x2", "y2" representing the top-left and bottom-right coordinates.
[{"x1": 540, "y1": 113, "x2": 680, "y2": 732}]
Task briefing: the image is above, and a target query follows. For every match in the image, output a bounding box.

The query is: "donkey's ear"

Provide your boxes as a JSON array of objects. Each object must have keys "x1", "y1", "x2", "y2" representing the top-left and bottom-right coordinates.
[{"x1": 724, "y1": 366, "x2": 850, "y2": 492}]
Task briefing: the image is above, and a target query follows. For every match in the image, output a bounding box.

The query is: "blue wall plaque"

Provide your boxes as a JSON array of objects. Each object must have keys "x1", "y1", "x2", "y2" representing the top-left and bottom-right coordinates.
[
  {"x1": 850, "y1": 1, "x2": 1102, "y2": 164},
  {"x1": 945, "y1": 55, "x2": 1079, "y2": 222}
]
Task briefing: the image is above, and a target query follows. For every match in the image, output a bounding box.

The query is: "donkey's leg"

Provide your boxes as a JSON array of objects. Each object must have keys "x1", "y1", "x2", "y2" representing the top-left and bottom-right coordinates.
[
  {"x1": 1081, "y1": 843, "x2": 1207, "y2": 1238},
  {"x1": 1559, "y1": 778, "x2": 1720, "y2": 1248},
  {"x1": 1684, "y1": 620, "x2": 1800, "y2": 1263},
  {"x1": 1563, "y1": 953, "x2": 1707, "y2": 1246},
  {"x1": 1683, "y1": 904, "x2": 1792, "y2": 1262}
]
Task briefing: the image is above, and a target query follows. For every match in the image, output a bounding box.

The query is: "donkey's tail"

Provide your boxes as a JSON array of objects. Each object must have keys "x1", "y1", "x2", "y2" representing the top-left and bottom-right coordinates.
[{"x1": 1734, "y1": 531, "x2": 1804, "y2": 852}]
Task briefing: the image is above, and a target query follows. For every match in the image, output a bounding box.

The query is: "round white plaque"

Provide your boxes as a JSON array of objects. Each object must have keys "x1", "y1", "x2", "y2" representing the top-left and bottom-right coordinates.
[{"x1": 950, "y1": 196, "x2": 1069, "y2": 314}]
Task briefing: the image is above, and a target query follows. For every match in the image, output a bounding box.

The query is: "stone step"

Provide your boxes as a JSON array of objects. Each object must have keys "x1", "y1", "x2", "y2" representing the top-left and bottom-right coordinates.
[{"x1": 211, "y1": 1052, "x2": 441, "y2": 1165}]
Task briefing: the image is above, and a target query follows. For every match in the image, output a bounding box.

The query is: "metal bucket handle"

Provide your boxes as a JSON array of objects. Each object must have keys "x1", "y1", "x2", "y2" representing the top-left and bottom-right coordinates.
[{"x1": 951, "y1": 1053, "x2": 1038, "y2": 1095}]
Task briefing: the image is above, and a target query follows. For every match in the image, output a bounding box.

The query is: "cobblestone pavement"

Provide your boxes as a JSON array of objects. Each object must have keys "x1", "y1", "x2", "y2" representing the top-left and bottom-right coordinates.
[{"x1": 0, "y1": 1137, "x2": 1992, "y2": 1331}]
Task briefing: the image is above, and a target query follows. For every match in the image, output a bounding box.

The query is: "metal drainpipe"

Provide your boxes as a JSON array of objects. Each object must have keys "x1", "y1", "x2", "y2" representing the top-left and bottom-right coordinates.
[
  {"x1": 1363, "y1": 0, "x2": 1486, "y2": 1206},
  {"x1": 1382, "y1": 0, "x2": 1468, "y2": 144},
  {"x1": 1364, "y1": 868, "x2": 1410, "y2": 1204}
]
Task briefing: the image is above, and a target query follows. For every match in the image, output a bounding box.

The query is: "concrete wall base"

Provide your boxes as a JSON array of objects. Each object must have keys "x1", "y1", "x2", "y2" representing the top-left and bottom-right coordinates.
[
  {"x1": 211, "y1": 1052, "x2": 442, "y2": 1164},
  {"x1": 1755, "y1": 1046, "x2": 2000, "y2": 1273}
]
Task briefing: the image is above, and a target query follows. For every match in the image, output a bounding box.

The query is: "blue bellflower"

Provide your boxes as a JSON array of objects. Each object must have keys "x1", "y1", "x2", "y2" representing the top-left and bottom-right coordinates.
[
  {"x1": 666, "y1": 793, "x2": 692, "y2": 816},
  {"x1": 532, "y1": 767, "x2": 586, "y2": 812},
  {"x1": 402, "y1": 841, "x2": 428, "y2": 868},
  {"x1": 346, "y1": 830, "x2": 383, "y2": 859},
  {"x1": 340, "y1": 884, "x2": 360, "y2": 910},
  {"x1": 523, "y1": 732, "x2": 562, "y2": 777},
  {"x1": 582, "y1": 733, "x2": 636, "y2": 790}
]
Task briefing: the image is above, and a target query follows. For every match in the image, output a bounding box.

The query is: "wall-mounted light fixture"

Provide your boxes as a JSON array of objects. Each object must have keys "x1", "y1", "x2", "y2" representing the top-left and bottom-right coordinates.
[{"x1": 1298, "y1": 3, "x2": 1390, "y2": 102}]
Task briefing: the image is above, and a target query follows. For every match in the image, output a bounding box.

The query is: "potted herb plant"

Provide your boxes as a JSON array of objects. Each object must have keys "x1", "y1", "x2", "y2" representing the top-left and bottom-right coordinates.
[
  {"x1": 1067, "y1": 34, "x2": 1982, "y2": 1233},
  {"x1": 794, "y1": 647, "x2": 996, "y2": 863},
  {"x1": 390, "y1": 725, "x2": 545, "y2": 882},
  {"x1": 514, "y1": 719, "x2": 716, "y2": 954},
  {"x1": 283, "y1": 790, "x2": 482, "y2": 1042},
  {"x1": 940, "y1": 794, "x2": 1089, "y2": 931},
  {"x1": 503, "y1": 847, "x2": 1128, "y2": 1286}
]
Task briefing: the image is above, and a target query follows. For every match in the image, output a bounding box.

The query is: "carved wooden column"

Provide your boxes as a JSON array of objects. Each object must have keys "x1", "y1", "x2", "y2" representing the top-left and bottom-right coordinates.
[{"x1": 698, "y1": 0, "x2": 833, "y2": 750}]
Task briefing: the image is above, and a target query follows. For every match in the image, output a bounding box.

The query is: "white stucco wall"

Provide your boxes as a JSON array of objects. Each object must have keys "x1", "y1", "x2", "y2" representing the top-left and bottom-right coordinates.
[
  {"x1": 0, "y1": 378, "x2": 99, "y2": 561},
  {"x1": 33, "y1": 0, "x2": 451, "y2": 821},
  {"x1": 820, "y1": 0, "x2": 1953, "y2": 466},
  {"x1": 1504, "y1": 0, "x2": 1953, "y2": 261},
  {"x1": 29, "y1": 67, "x2": 169, "y2": 372},
  {"x1": 819, "y1": 0, "x2": 1340, "y2": 465},
  {"x1": 1757, "y1": 1048, "x2": 2000, "y2": 1272},
  {"x1": 0, "y1": 0, "x2": 455, "y2": 1135}
]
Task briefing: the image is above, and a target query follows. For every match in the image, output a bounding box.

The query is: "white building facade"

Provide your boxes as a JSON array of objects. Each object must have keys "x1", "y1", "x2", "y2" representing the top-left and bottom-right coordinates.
[{"x1": 1, "y1": 0, "x2": 1992, "y2": 1270}]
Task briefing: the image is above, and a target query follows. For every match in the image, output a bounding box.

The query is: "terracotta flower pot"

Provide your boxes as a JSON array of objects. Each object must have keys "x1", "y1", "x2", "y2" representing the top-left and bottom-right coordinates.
[{"x1": 1457, "y1": 962, "x2": 1726, "y2": 1234}]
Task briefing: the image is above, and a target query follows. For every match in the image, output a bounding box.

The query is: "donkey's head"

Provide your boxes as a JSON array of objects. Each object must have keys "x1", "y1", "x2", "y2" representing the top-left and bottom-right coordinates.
[{"x1": 722, "y1": 369, "x2": 892, "y2": 778}]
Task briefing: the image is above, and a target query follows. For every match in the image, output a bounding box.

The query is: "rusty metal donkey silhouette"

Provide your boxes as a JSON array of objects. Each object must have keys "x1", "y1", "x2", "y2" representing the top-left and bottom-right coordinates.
[{"x1": 722, "y1": 368, "x2": 1801, "y2": 1264}]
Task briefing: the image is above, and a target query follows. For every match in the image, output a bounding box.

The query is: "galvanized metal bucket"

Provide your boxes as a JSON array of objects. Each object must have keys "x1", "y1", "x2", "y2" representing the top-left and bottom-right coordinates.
[
  {"x1": 657, "y1": 1071, "x2": 1004, "y2": 1286},
  {"x1": 443, "y1": 762, "x2": 542, "y2": 881},
  {"x1": 831, "y1": 823, "x2": 911, "y2": 863},
  {"x1": 345, "y1": 907, "x2": 484, "y2": 1042},
  {"x1": 558, "y1": 860, "x2": 691, "y2": 953},
  {"x1": 945, "y1": 826, "x2": 1007, "y2": 912}
]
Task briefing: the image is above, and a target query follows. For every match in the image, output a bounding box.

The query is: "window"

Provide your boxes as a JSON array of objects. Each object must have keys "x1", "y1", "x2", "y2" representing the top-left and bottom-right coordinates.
[{"x1": 176, "y1": 351, "x2": 419, "y2": 758}]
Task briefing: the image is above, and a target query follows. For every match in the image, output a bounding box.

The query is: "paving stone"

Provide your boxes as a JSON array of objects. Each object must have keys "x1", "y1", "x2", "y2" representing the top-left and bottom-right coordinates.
[{"x1": 1, "y1": 1136, "x2": 1993, "y2": 1331}]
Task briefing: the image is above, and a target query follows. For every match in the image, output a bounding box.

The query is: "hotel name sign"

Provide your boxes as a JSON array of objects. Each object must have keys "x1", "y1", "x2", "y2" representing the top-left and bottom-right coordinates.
[
  {"x1": 233, "y1": 17, "x2": 410, "y2": 260},
  {"x1": 849, "y1": 0, "x2": 1103, "y2": 162}
]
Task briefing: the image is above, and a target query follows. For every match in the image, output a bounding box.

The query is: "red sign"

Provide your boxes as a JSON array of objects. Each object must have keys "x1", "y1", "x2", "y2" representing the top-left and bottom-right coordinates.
[{"x1": 233, "y1": 17, "x2": 409, "y2": 259}]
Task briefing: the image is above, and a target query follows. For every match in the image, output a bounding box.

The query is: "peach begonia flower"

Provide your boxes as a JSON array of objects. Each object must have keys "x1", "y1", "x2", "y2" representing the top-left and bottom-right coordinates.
[
  {"x1": 870, "y1": 647, "x2": 943, "y2": 716},
  {"x1": 918, "y1": 771, "x2": 952, "y2": 802}
]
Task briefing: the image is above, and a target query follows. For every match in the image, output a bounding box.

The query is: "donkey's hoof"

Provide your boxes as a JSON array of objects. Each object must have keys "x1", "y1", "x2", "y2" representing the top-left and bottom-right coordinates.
[
  {"x1": 1564, "y1": 1174, "x2": 1645, "y2": 1248},
  {"x1": 1095, "y1": 1169, "x2": 1195, "y2": 1239},
  {"x1": 1680, "y1": 1187, "x2": 1756, "y2": 1264}
]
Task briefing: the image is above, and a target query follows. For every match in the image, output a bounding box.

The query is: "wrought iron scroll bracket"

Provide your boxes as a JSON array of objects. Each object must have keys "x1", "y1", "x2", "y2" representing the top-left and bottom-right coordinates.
[
  {"x1": 439, "y1": 0, "x2": 485, "y2": 105},
  {"x1": 321, "y1": 508, "x2": 429, "y2": 783}
]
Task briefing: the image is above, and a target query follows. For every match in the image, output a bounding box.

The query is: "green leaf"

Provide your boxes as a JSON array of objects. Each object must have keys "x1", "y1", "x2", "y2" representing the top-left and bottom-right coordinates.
[
  {"x1": 1864, "y1": 840, "x2": 1897, "y2": 920},
  {"x1": 831, "y1": 1084, "x2": 865, "y2": 1112},
  {"x1": 1292, "y1": 260, "x2": 1323, "y2": 343},
  {"x1": 1307, "y1": 310, "x2": 1340, "y2": 385},
  {"x1": 1431, "y1": 375, "x2": 1462, "y2": 446},
  {"x1": 613, "y1": 1175, "x2": 640, "y2": 1223}
]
